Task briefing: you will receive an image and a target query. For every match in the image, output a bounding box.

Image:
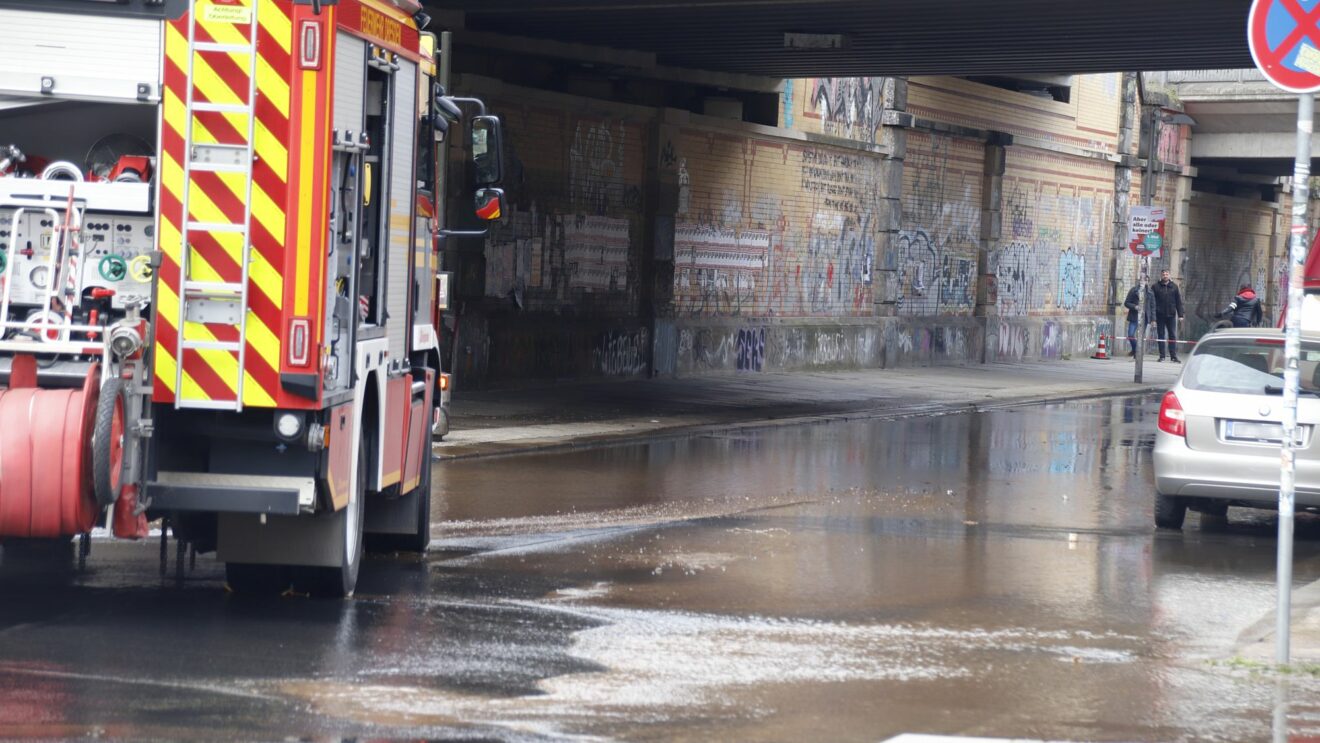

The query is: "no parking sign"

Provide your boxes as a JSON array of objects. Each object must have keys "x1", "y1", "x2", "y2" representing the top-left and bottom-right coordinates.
[{"x1": 1249, "y1": 0, "x2": 1320, "y2": 93}]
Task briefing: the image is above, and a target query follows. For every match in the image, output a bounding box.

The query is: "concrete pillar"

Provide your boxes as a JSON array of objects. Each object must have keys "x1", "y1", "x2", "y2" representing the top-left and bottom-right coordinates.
[
  {"x1": 1109, "y1": 72, "x2": 1138, "y2": 313},
  {"x1": 649, "y1": 118, "x2": 681, "y2": 377},
  {"x1": 975, "y1": 139, "x2": 1006, "y2": 363},
  {"x1": 874, "y1": 77, "x2": 908, "y2": 317},
  {"x1": 1169, "y1": 171, "x2": 1193, "y2": 283},
  {"x1": 1269, "y1": 186, "x2": 1287, "y2": 324}
]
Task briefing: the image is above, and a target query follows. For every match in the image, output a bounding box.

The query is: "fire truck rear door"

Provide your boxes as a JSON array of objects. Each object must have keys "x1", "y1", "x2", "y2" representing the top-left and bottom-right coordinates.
[{"x1": 0, "y1": 6, "x2": 163, "y2": 103}]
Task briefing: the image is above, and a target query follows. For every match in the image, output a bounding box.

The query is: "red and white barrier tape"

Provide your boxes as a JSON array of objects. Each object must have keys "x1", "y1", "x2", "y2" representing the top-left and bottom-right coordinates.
[{"x1": 1109, "y1": 335, "x2": 1197, "y2": 346}]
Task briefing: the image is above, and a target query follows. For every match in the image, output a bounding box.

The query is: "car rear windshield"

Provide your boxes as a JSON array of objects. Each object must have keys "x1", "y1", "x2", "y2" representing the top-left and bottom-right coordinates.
[{"x1": 1183, "y1": 338, "x2": 1320, "y2": 395}]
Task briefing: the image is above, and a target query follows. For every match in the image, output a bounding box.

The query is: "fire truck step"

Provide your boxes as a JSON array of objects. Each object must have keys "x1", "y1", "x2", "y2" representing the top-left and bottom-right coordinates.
[
  {"x1": 183, "y1": 281, "x2": 245, "y2": 296},
  {"x1": 181, "y1": 339, "x2": 243, "y2": 352},
  {"x1": 184, "y1": 221, "x2": 246, "y2": 234},
  {"x1": 176, "y1": 398, "x2": 240, "y2": 410},
  {"x1": 192, "y1": 42, "x2": 253, "y2": 55},
  {"x1": 190, "y1": 102, "x2": 253, "y2": 115},
  {"x1": 188, "y1": 161, "x2": 249, "y2": 174}
]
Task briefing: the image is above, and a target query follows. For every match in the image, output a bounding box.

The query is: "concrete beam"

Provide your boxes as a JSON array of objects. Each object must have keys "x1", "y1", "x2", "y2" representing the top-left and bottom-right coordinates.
[
  {"x1": 451, "y1": 29, "x2": 785, "y2": 93},
  {"x1": 1192, "y1": 165, "x2": 1286, "y2": 186},
  {"x1": 1191, "y1": 131, "x2": 1320, "y2": 159}
]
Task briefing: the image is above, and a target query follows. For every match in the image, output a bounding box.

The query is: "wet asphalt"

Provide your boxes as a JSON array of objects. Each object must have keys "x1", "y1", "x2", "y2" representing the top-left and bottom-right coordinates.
[{"x1": 3, "y1": 394, "x2": 1320, "y2": 741}]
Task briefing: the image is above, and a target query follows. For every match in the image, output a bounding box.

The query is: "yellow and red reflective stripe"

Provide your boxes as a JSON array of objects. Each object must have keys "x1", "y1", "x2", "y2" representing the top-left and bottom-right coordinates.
[
  {"x1": 154, "y1": 0, "x2": 292, "y2": 408},
  {"x1": 285, "y1": 2, "x2": 333, "y2": 382}
]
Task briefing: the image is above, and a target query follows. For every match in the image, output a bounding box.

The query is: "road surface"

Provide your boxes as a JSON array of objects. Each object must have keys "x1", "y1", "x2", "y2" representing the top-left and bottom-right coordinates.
[{"x1": 2, "y1": 394, "x2": 1318, "y2": 741}]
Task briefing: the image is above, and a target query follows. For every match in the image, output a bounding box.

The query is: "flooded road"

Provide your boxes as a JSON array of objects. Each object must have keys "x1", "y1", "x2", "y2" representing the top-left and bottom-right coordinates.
[{"x1": 3, "y1": 394, "x2": 1320, "y2": 741}]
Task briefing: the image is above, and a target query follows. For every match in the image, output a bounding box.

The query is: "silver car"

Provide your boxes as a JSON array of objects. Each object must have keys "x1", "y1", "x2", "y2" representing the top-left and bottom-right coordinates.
[{"x1": 1153, "y1": 328, "x2": 1320, "y2": 529}]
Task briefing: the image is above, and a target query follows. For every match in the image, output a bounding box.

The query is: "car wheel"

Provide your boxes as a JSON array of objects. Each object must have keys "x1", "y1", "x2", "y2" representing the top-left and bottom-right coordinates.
[{"x1": 1155, "y1": 493, "x2": 1186, "y2": 530}]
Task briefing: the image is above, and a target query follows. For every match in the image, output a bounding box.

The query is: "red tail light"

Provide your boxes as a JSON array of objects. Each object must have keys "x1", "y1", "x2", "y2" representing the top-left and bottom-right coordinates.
[
  {"x1": 299, "y1": 20, "x2": 323, "y2": 70},
  {"x1": 287, "y1": 318, "x2": 310, "y2": 368},
  {"x1": 1158, "y1": 391, "x2": 1186, "y2": 437}
]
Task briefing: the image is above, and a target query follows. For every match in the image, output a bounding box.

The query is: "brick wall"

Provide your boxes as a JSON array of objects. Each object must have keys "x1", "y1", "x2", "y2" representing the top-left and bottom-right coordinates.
[
  {"x1": 895, "y1": 131, "x2": 983, "y2": 317},
  {"x1": 478, "y1": 93, "x2": 648, "y2": 315},
  {"x1": 993, "y1": 148, "x2": 1113, "y2": 317},
  {"x1": 669, "y1": 126, "x2": 883, "y2": 319},
  {"x1": 1183, "y1": 193, "x2": 1278, "y2": 335},
  {"x1": 447, "y1": 68, "x2": 1318, "y2": 388}
]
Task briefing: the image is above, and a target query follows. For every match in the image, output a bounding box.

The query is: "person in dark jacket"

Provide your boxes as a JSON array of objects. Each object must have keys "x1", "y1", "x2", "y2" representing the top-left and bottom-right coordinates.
[
  {"x1": 1216, "y1": 284, "x2": 1264, "y2": 328},
  {"x1": 1150, "y1": 269, "x2": 1185, "y2": 363},
  {"x1": 1122, "y1": 284, "x2": 1154, "y2": 357}
]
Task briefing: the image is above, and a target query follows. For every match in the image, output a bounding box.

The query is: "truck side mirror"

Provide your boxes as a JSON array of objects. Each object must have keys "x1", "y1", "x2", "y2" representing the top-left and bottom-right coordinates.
[
  {"x1": 474, "y1": 187, "x2": 505, "y2": 222},
  {"x1": 470, "y1": 115, "x2": 504, "y2": 186}
]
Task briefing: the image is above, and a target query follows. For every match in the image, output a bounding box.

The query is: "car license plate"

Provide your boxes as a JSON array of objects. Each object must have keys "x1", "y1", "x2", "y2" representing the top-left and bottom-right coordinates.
[{"x1": 1225, "y1": 420, "x2": 1303, "y2": 444}]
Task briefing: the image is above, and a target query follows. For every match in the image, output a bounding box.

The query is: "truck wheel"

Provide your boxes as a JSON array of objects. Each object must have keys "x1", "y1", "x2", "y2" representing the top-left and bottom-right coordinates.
[
  {"x1": 296, "y1": 435, "x2": 366, "y2": 597},
  {"x1": 1155, "y1": 493, "x2": 1186, "y2": 530},
  {"x1": 225, "y1": 563, "x2": 290, "y2": 595},
  {"x1": 92, "y1": 377, "x2": 126, "y2": 508}
]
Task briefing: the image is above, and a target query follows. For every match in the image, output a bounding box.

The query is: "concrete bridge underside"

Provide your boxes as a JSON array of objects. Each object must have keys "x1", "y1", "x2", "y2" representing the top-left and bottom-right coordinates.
[{"x1": 427, "y1": 0, "x2": 1252, "y2": 78}]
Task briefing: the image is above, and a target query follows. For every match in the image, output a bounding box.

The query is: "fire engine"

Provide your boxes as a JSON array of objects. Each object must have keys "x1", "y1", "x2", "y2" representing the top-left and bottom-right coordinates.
[{"x1": 0, "y1": 0, "x2": 505, "y2": 596}]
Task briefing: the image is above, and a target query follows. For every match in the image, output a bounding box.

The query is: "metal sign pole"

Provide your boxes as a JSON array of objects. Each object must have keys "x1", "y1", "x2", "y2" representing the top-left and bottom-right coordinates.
[
  {"x1": 1278, "y1": 91, "x2": 1312, "y2": 665},
  {"x1": 1135, "y1": 257, "x2": 1147, "y2": 382},
  {"x1": 1135, "y1": 106, "x2": 1158, "y2": 384}
]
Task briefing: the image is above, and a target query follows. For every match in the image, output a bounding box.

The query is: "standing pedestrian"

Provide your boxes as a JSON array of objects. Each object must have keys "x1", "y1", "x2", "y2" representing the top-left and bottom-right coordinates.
[
  {"x1": 1215, "y1": 284, "x2": 1263, "y2": 328},
  {"x1": 1123, "y1": 283, "x2": 1153, "y2": 358},
  {"x1": 1150, "y1": 269, "x2": 1185, "y2": 363}
]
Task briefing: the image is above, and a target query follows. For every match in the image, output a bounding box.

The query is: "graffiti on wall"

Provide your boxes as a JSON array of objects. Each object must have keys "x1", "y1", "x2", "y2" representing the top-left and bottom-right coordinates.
[
  {"x1": 896, "y1": 134, "x2": 981, "y2": 316},
  {"x1": 804, "y1": 77, "x2": 885, "y2": 143},
  {"x1": 1180, "y1": 202, "x2": 1275, "y2": 332},
  {"x1": 594, "y1": 328, "x2": 648, "y2": 377},
  {"x1": 895, "y1": 229, "x2": 976, "y2": 316},
  {"x1": 484, "y1": 207, "x2": 633, "y2": 299},
  {"x1": 1056, "y1": 248, "x2": 1086, "y2": 310},
  {"x1": 569, "y1": 119, "x2": 638, "y2": 215},
  {"x1": 993, "y1": 180, "x2": 1110, "y2": 316},
  {"x1": 564, "y1": 215, "x2": 630, "y2": 292},
  {"x1": 674, "y1": 224, "x2": 770, "y2": 316},
  {"x1": 484, "y1": 205, "x2": 540, "y2": 298},
  {"x1": 803, "y1": 211, "x2": 875, "y2": 314},
  {"x1": 673, "y1": 135, "x2": 881, "y2": 319},
  {"x1": 736, "y1": 327, "x2": 766, "y2": 372}
]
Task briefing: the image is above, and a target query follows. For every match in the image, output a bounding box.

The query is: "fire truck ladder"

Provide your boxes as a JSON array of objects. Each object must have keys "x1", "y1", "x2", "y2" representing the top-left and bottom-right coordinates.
[{"x1": 174, "y1": 0, "x2": 260, "y2": 411}]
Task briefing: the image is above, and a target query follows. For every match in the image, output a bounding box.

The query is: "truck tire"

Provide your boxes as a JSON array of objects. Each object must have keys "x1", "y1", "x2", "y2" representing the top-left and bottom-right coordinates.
[
  {"x1": 92, "y1": 377, "x2": 125, "y2": 508},
  {"x1": 295, "y1": 435, "x2": 366, "y2": 597},
  {"x1": 1155, "y1": 493, "x2": 1186, "y2": 530}
]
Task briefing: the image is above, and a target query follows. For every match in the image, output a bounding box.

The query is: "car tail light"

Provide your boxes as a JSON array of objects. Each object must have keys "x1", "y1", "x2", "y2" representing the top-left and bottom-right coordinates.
[{"x1": 1158, "y1": 390, "x2": 1186, "y2": 437}]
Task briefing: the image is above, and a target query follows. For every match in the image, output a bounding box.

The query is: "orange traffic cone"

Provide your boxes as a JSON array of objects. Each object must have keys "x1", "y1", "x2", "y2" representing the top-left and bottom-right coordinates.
[{"x1": 1092, "y1": 333, "x2": 1110, "y2": 360}]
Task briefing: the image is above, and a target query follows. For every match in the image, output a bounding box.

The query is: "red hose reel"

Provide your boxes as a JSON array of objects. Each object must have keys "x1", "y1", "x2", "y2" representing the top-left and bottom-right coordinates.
[{"x1": 0, "y1": 356, "x2": 142, "y2": 539}]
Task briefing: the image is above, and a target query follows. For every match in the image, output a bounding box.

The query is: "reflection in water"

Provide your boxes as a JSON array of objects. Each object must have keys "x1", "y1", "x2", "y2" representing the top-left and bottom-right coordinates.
[
  {"x1": 434, "y1": 395, "x2": 1320, "y2": 740},
  {"x1": 2, "y1": 396, "x2": 1320, "y2": 740}
]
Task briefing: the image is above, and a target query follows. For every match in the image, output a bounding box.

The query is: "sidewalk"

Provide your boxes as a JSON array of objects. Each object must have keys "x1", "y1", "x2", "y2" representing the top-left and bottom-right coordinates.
[
  {"x1": 435, "y1": 357, "x2": 1180, "y2": 460},
  {"x1": 1236, "y1": 576, "x2": 1320, "y2": 666}
]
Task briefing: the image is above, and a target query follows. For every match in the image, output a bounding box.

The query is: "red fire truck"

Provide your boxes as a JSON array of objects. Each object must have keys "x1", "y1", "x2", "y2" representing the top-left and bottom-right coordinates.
[{"x1": 0, "y1": 0, "x2": 505, "y2": 595}]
